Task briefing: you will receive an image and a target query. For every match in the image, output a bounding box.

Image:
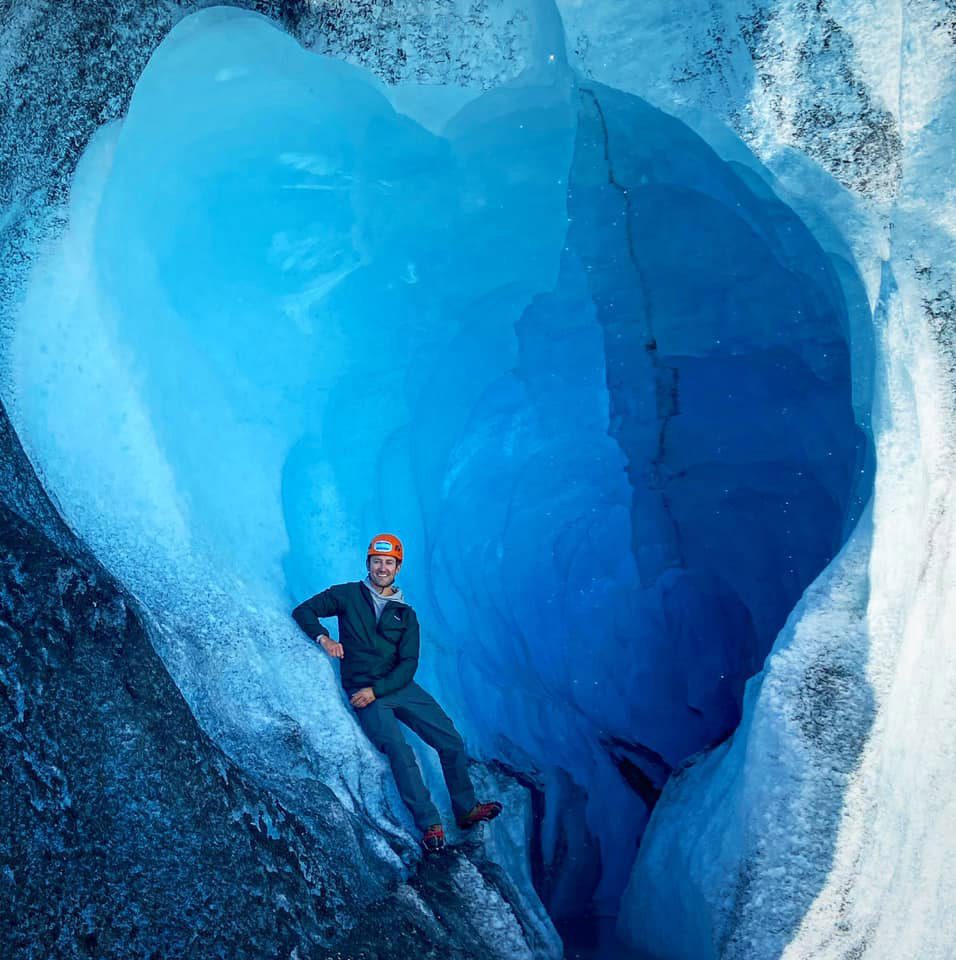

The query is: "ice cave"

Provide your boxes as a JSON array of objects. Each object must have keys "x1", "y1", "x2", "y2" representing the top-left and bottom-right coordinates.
[{"x1": 1, "y1": 2, "x2": 953, "y2": 960}]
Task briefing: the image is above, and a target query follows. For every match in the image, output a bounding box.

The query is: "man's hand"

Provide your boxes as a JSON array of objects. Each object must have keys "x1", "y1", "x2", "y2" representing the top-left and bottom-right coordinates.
[
  {"x1": 350, "y1": 687, "x2": 376, "y2": 709},
  {"x1": 318, "y1": 636, "x2": 344, "y2": 659}
]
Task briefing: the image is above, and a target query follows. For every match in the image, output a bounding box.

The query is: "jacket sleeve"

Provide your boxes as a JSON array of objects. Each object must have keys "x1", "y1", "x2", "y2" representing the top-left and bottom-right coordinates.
[
  {"x1": 372, "y1": 609, "x2": 421, "y2": 698},
  {"x1": 292, "y1": 586, "x2": 341, "y2": 641}
]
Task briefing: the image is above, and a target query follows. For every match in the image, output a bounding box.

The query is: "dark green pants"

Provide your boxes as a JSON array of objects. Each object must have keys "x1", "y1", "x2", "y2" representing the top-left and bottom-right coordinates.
[{"x1": 347, "y1": 680, "x2": 477, "y2": 831}]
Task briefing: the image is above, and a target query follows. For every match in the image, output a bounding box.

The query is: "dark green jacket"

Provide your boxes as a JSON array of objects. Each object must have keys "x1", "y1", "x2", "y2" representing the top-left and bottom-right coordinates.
[{"x1": 292, "y1": 581, "x2": 421, "y2": 697}]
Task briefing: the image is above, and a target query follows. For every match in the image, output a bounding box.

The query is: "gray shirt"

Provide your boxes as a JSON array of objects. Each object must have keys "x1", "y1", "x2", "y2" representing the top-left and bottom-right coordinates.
[{"x1": 362, "y1": 576, "x2": 407, "y2": 622}]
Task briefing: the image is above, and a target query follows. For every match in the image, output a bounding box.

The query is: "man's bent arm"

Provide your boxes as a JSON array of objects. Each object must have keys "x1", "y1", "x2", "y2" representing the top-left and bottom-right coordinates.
[
  {"x1": 372, "y1": 610, "x2": 421, "y2": 698},
  {"x1": 292, "y1": 586, "x2": 341, "y2": 640}
]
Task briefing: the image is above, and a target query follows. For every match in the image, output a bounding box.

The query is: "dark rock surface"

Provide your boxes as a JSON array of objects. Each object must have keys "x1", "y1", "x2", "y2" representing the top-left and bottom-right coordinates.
[{"x1": 0, "y1": 394, "x2": 349, "y2": 957}]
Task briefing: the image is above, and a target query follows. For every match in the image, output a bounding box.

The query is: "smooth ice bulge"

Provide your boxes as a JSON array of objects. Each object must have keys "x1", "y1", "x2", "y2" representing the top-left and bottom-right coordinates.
[{"x1": 11, "y1": 5, "x2": 867, "y2": 926}]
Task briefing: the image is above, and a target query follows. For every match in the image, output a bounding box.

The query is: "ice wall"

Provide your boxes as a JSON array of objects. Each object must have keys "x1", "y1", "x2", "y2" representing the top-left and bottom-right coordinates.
[
  {"x1": 558, "y1": 2, "x2": 956, "y2": 957},
  {"x1": 425, "y1": 78, "x2": 869, "y2": 909},
  {"x1": 9, "y1": 0, "x2": 867, "y2": 930}
]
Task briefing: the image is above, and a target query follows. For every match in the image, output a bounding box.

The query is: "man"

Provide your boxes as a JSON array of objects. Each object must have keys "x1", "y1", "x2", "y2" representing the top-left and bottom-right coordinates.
[{"x1": 292, "y1": 533, "x2": 502, "y2": 852}]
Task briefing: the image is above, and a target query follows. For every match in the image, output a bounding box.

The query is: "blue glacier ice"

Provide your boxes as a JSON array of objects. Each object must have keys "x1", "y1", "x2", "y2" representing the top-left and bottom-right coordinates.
[
  {"x1": 7, "y1": 3, "x2": 882, "y2": 953},
  {"x1": 557, "y1": 3, "x2": 956, "y2": 959}
]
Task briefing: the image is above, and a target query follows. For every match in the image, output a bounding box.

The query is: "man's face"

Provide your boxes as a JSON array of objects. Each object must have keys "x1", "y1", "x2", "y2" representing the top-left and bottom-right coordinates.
[{"x1": 368, "y1": 554, "x2": 399, "y2": 589}]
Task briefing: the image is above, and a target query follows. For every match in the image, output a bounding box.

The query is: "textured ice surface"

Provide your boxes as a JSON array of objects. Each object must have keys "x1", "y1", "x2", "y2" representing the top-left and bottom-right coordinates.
[
  {"x1": 10, "y1": 1, "x2": 864, "y2": 925},
  {"x1": 572, "y1": 2, "x2": 956, "y2": 957}
]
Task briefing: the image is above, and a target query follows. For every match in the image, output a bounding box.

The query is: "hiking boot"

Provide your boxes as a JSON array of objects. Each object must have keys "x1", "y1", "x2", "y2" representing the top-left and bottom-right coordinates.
[
  {"x1": 421, "y1": 823, "x2": 446, "y2": 853},
  {"x1": 456, "y1": 800, "x2": 503, "y2": 829}
]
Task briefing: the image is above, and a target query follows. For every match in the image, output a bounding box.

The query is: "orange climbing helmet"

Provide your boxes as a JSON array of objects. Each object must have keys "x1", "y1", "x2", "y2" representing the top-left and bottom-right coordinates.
[{"x1": 367, "y1": 533, "x2": 403, "y2": 563}]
